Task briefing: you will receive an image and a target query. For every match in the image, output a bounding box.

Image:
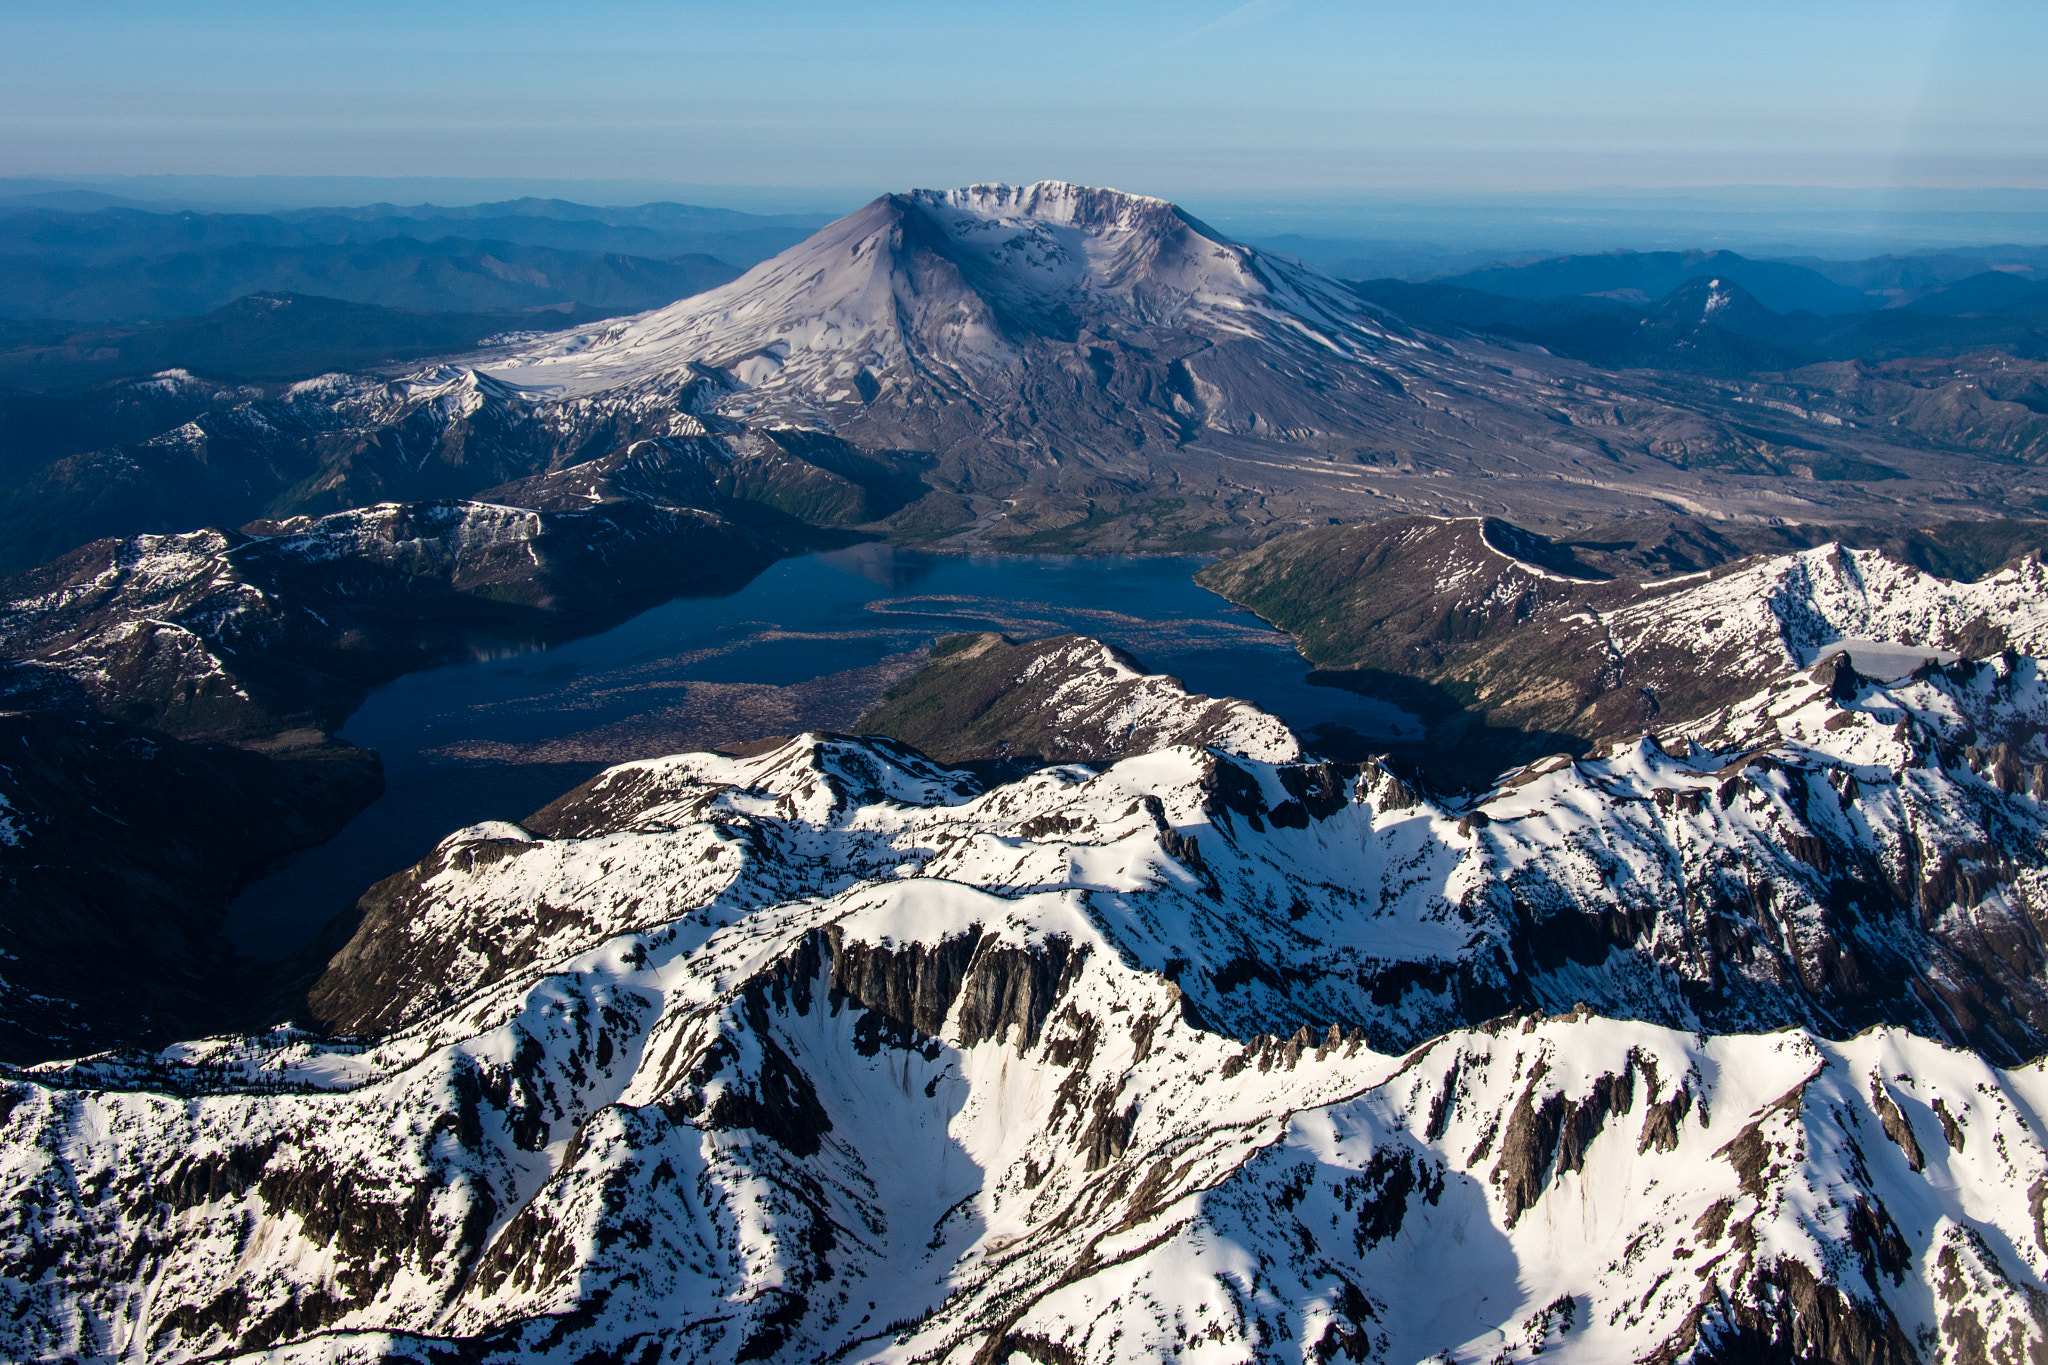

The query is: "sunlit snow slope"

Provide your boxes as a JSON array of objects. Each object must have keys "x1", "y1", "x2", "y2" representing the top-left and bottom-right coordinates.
[{"x1": 8, "y1": 590, "x2": 2048, "y2": 1362}]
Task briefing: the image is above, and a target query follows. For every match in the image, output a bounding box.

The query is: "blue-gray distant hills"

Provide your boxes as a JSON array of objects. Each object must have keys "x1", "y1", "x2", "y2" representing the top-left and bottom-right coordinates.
[
  {"x1": 0, "y1": 197, "x2": 828, "y2": 322},
  {"x1": 1432, "y1": 247, "x2": 1877, "y2": 314},
  {"x1": 1352, "y1": 246, "x2": 2048, "y2": 372},
  {"x1": 0, "y1": 292, "x2": 598, "y2": 395}
]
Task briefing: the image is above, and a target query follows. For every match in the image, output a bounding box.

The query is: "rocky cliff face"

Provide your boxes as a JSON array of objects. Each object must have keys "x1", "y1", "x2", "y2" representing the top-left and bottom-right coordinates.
[
  {"x1": 7, "y1": 718, "x2": 2048, "y2": 1362},
  {"x1": 852, "y1": 631, "x2": 1301, "y2": 768}
]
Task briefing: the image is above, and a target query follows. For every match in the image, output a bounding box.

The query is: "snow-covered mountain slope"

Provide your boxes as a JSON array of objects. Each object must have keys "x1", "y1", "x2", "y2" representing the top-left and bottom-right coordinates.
[
  {"x1": 453, "y1": 181, "x2": 2046, "y2": 551},
  {"x1": 7, "y1": 728, "x2": 2048, "y2": 1361},
  {"x1": 0, "y1": 497, "x2": 769, "y2": 743},
  {"x1": 11, "y1": 597, "x2": 2048, "y2": 1360},
  {"x1": 1200, "y1": 514, "x2": 2048, "y2": 778},
  {"x1": 487, "y1": 182, "x2": 1391, "y2": 398},
  {"x1": 851, "y1": 630, "x2": 1301, "y2": 767}
]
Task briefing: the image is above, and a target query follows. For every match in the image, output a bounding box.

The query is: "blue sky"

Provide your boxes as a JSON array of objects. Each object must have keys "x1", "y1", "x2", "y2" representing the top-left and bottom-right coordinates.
[{"x1": 7, "y1": 0, "x2": 2046, "y2": 196}]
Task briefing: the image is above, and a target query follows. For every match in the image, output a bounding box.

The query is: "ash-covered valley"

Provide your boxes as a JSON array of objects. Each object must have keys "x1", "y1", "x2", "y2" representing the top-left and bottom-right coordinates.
[{"x1": 7, "y1": 181, "x2": 2048, "y2": 1364}]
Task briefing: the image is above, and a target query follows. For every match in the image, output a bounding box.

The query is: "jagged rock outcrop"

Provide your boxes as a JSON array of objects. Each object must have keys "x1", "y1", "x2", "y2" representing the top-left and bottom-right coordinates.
[{"x1": 852, "y1": 631, "x2": 1301, "y2": 767}]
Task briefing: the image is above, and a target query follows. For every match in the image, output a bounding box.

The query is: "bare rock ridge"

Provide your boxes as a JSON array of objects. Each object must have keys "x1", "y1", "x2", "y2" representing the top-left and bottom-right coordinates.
[{"x1": 850, "y1": 630, "x2": 1301, "y2": 768}]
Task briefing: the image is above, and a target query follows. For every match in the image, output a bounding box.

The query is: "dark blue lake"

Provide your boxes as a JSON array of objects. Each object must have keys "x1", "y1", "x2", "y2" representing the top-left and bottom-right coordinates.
[{"x1": 225, "y1": 546, "x2": 1415, "y2": 958}]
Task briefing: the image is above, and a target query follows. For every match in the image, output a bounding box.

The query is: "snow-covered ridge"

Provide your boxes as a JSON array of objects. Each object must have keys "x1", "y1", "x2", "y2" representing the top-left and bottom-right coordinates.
[
  {"x1": 1618, "y1": 541, "x2": 2048, "y2": 672},
  {"x1": 0, "y1": 496, "x2": 764, "y2": 742},
  {"x1": 1203, "y1": 513, "x2": 2048, "y2": 777},
  {"x1": 7, "y1": 614, "x2": 2048, "y2": 1358},
  {"x1": 6, "y1": 717, "x2": 2048, "y2": 1360},
  {"x1": 300, "y1": 633, "x2": 2048, "y2": 1064},
  {"x1": 854, "y1": 631, "x2": 1301, "y2": 768},
  {"x1": 1011, "y1": 634, "x2": 1301, "y2": 763}
]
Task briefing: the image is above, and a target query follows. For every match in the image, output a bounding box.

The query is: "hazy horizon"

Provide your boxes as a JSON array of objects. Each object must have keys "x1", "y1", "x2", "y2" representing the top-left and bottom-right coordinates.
[
  {"x1": 6, "y1": 172, "x2": 2047, "y2": 262},
  {"x1": 7, "y1": 0, "x2": 2045, "y2": 196}
]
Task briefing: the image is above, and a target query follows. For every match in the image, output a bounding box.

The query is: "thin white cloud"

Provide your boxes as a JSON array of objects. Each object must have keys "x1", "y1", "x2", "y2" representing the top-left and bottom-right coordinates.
[{"x1": 1160, "y1": 0, "x2": 1294, "y2": 51}]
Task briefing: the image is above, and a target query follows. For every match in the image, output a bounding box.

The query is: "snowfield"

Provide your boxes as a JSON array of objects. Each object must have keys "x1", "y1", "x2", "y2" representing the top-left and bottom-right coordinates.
[{"x1": 7, "y1": 609, "x2": 2048, "y2": 1361}]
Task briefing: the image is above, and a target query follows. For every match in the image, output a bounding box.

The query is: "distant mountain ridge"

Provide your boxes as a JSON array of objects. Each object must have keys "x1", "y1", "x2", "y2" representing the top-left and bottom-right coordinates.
[
  {"x1": 8, "y1": 182, "x2": 2048, "y2": 576},
  {"x1": 0, "y1": 196, "x2": 835, "y2": 324},
  {"x1": 1353, "y1": 263, "x2": 2048, "y2": 458},
  {"x1": 0, "y1": 198, "x2": 825, "y2": 268},
  {"x1": 0, "y1": 231, "x2": 740, "y2": 323},
  {"x1": 277, "y1": 195, "x2": 831, "y2": 234},
  {"x1": 1357, "y1": 248, "x2": 2048, "y2": 373},
  {"x1": 0, "y1": 292, "x2": 597, "y2": 394},
  {"x1": 1434, "y1": 248, "x2": 1877, "y2": 315}
]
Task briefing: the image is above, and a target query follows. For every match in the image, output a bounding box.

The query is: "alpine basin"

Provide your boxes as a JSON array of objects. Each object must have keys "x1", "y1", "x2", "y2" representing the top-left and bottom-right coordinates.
[{"x1": 223, "y1": 545, "x2": 1416, "y2": 958}]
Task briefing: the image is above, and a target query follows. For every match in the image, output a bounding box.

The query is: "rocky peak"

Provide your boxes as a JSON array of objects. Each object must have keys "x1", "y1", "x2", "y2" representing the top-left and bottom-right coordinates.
[{"x1": 852, "y1": 630, "x2": 1301, "y2": 768}]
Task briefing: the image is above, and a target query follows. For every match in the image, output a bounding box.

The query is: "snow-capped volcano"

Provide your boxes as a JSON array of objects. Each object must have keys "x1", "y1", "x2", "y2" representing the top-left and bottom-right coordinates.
[
  {"x1": 21, "y1": 186, "x2": 2027, "y2": 559},
  {"x1": 460, "y1": 181, "x2": 2016, "y2": 550},
  {"x1": 485, "y1": 181, "x2": 1388, "y2": 401}
]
